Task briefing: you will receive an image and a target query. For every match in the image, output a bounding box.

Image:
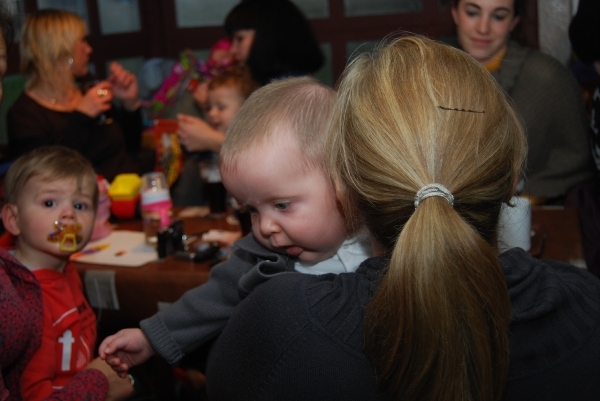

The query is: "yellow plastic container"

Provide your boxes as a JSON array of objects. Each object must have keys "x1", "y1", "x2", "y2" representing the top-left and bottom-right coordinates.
[
  {"x1": 109, "y1": 174, "x2": 142, "y2": 200},
  {"x1": 109, "y1": 174, "x2": 142, "y2": 219}
]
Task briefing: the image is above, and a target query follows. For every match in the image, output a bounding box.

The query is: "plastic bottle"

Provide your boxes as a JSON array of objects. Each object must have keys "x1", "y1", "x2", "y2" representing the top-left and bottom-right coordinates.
[{"x1": 140, "y1": 172, "x2": 173, "y2": 247}]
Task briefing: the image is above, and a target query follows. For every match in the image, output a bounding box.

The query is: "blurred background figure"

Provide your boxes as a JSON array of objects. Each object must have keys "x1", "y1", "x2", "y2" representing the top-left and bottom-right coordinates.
[
  {"x1": 224, "y1": 0, "x2": 324, "y2": 85},
  {"x1": 172, "y1": 67, "x2": 258, "y2": 206},
  {"x1": 567, "y1": 0, "x2": 600, "y2": 278},
  {"x1": 7, "y1": 8, "x2": 152, "y2": 182},
  {"x1": 170, "y1": 0, "x2": 324, "y2": 206},
  {"x1": 569, "y1": 0, "x2": 600, "y2": 186},
  {"x1": 450, "y1": 0, "x2": 594, "y2": 205}
]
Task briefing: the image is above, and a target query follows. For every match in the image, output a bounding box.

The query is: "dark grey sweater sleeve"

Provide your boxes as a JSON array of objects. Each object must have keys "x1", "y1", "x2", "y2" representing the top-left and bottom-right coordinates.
[{"x1": 139, "y1": 235, "x2": 294, "y2": 365}]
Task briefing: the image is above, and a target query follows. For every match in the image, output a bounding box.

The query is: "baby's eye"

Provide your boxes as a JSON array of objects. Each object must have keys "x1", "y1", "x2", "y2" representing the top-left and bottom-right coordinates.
[
  {"x1": 43, "y1": 200, "x2": 56, "y2": 207},
  {"x1": 274, "y1": 202, "x2": 290, "y2": 211},
  {"x1": 74, "y1": 202, "x2": 88, "y2": 211}
]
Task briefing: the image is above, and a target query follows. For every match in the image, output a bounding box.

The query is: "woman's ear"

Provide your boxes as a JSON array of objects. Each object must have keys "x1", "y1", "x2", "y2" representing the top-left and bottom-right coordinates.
[
  {"x1": 2, "y1": 204, "x2": 21, "y2": 236},
  {"x1": 451, "y1": 5, "x2": 459, "y2": 25},
  {"x1": 505, "y1": 175, "x2": 520, "y2": 202},
  {"x1": 509, "y1": 15, "x2": 521, "y2": 32}
]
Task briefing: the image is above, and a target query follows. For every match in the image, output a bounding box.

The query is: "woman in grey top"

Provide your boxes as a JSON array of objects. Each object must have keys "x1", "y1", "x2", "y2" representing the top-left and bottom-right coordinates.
[{"x1": 451, "y1": 0, "x2": 594, "y2": 203}]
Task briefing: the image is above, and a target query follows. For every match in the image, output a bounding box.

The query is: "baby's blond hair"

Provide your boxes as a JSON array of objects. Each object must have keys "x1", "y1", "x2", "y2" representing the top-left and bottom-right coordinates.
[{"x1": 220, "y1": 76, "x2": 335, "y2": 173}]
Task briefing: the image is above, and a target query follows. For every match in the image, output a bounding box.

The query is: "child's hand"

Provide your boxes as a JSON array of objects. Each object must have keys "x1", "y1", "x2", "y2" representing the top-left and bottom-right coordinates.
[
  {"x1": 87, "y1": 357, "x2": 134, "y2": 401},
  {"x1": 177, "y1": 113, "x2": 225, "y2": 153},
  {"x1": 99, "y1": 328, "x2": 155, "y2": 376},
  {"x1": 192, "y1": 81, "x2": 209, "y2": 109}
]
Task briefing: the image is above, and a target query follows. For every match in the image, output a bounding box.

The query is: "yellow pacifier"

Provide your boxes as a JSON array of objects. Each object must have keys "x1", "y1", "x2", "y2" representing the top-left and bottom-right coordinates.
[{"x1": 47, "y1": 221, "x2": 83, "y2": 252}]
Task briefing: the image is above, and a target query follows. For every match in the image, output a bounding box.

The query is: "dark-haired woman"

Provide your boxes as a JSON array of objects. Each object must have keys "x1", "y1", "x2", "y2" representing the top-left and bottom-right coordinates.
[
  {"x1": 174, "y1": 0, "x2": 325, "y2": 160},
  {"x1": 224, "y1": 0, "x2": 324, "y2": 85}
]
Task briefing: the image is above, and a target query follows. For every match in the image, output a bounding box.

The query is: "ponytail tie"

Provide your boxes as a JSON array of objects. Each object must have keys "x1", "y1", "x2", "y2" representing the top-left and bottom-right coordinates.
[{"x1": 414, "y1": 184, "x2": 454, "y2": 209}]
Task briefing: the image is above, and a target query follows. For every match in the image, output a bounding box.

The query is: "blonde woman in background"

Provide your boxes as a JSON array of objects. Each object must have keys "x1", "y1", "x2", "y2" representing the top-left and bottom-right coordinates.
[
  {"x1": 7, "y1": 9, "x2": 150, "y2": 182},
  {"x1": 202, "y1": 36, "x2": 600, "y2": 401}
]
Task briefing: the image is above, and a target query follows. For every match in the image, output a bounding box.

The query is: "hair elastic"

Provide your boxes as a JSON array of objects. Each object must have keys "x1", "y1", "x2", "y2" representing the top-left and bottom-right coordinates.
[{"x1": 414, "y1": 184, "x2": 454, "y2": 209}]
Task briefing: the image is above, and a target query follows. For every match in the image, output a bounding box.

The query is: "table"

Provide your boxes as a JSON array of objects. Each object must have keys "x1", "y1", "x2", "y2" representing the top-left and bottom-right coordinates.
[
  {"x1": 76, "y1": 206, "x2": 585, "y2": 332},
  {"x1": 75, "y1": 211, "x2": 240, "y2": 332},
  {"x1": 531, "y1": 206, "x2": 585, "y2": 266},
  {"x1": 74, "y1": 206, "x2": 586, "y2": 399}
]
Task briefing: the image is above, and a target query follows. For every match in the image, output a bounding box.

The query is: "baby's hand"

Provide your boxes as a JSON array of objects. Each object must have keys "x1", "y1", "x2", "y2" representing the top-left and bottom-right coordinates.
[{"x1": 99, "y1": 328, "x2": 155, "y2": 376}]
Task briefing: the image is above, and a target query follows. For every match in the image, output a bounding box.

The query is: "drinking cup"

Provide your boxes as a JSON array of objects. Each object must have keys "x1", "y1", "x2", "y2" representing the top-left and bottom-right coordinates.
[{"x1": 497, "y1": 196, "x2": 532, "y2": 252}]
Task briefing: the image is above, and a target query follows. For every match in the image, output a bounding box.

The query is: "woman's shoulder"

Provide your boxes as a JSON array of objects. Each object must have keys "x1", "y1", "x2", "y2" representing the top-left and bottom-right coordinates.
[
  {"x1": 8, "y1": 91, "x2": 36, "y2": 112},
  {"x1": 500, "y1": 249, "x2": 600, "y2": 380},
  {"x1": 207, "y1": 258, "x2": 389, "y2": 400},
  {"x1": 247, "y1": 257, "x2": 383, "y2": 350},
  {"x1": 500, "y1": 248, "x2": 600, "y2": 318},
  {"x1": 8, "y1": 91, "x2": 56, "y2": 121},
  {"x1": 508, "y1": 43, "x2": 576, "y2": 85}
]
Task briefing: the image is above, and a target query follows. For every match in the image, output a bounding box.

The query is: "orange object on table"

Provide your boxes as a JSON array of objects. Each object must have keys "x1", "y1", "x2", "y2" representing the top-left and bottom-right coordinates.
[{"x1": 153, "y1": 119, "x2": 182, "y2": 186}]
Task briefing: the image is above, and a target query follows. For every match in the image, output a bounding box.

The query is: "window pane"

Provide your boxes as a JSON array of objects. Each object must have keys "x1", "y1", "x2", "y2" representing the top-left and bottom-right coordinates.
[
  {"x1": 37, "y1": 0, "x2": 89, "y2": 27},
  {"x1": 98, "y1": 0, "x2": 141, "y2": 35},
  {"x1": 291, "y1": 0, "x2": 329, "y2": 19},
  {"x1": 346, "y1": 40, "x2": 379, "y2": 63},
  {"x1": 175, "y1": 0, "x2": 238, "y2": 28},
  {"x1": 0, "y1": 0, "x2": 25, "y2": 38},
  {"x1": 344, "y1": 0, "x2": 421, "y2": 16},
  {"x1": 313, "y1": 43, "x2": 332, "y2": 87}
]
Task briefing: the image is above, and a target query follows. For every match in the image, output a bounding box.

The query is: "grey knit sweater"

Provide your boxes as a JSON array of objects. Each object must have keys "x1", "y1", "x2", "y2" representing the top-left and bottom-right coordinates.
[{"x1": 491, "y1": 42, "x2": 594, "y2": 199}]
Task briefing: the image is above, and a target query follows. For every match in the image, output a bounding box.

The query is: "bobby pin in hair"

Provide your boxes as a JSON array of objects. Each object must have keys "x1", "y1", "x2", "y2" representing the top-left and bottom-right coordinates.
[{"x1": 438, "y1": 106, "x2": 485, "y2": 114}]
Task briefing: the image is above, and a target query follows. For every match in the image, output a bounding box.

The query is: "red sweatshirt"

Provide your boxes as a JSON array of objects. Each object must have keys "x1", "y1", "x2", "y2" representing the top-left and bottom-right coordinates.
[{"x1": 20, "y1": 263, "x2": 97, "y2": 401}]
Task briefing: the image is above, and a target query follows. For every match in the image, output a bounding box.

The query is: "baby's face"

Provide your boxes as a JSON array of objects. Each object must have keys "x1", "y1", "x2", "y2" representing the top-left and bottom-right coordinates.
[
  {"x1": 207, "y1": 86, "x2": 245, "y2": 133},
  {"x1": 11, "y1": 175, "x2": 96, "y2": 267},
  {"x1": 222, "y1": 131, "x2": 347, "y2": 263}
]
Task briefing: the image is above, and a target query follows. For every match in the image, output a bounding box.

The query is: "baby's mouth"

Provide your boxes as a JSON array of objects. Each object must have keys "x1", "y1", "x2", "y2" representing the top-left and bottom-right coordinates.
[
  {"x1": 47, "y1": 221, "x2": 82, "y2": 252},
  {"x1": 285, "y1": 246, "x2": 303, "y2": 256}
]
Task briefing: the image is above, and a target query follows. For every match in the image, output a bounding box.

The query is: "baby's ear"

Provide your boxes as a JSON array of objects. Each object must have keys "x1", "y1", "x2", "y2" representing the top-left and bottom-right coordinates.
[{"x1": 2, "y1": 204, "x2": 21, "y2": 236}]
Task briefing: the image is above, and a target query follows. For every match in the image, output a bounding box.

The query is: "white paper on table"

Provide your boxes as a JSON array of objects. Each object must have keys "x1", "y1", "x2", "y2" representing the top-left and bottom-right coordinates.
[{"x1": 71, "y1": 231, "x2": 157, "y2": 267}]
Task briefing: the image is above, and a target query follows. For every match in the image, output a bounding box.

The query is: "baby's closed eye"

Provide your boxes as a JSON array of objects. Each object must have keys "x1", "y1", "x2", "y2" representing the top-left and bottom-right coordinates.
[{"x1": 274, "y1": 202, "x2": 291, "y2": 211}]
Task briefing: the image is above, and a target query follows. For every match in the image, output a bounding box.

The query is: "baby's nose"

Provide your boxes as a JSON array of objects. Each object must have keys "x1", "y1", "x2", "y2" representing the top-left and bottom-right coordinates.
[
  {"x1": 59, "y1": 205, "x2": 76, "y2": 221},
  {"x1": 258, "y1": 214, "x2": 279, "y2": 237}
]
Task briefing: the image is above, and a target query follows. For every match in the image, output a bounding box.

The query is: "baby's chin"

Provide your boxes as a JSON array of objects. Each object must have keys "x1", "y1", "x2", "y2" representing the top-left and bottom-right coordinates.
[{"x1": 294, "y1": 248, "x2": 339, "y2": 264}]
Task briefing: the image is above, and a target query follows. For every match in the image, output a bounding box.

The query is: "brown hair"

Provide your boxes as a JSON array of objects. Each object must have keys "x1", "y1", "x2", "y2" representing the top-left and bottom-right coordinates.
[
  {"x1": 208, "y1": 66, "x2": 259, "y2": 101},
  {"x1": 450, "y1": 0, "x2": 526, "y2": 16},
  {"x1": 5, "y1": 145, "x2": 99, "y2": 209},
  {"x1": 328, "y1": 36, "x2": 526, "y2": 401},
  {"x1": 220, "y1": 76, "x2": 335, "y2": 173},
  {"x1": 20, "y1": 9, "x2": 86, "y2": 91}
]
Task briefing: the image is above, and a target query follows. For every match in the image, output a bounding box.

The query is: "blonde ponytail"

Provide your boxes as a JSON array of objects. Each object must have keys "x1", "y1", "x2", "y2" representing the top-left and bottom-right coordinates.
[
  {"x1": 327, "y1": 36, "x2": 526, "y2": 401},
  {"x1": 366, "y1": 200, "x2": 510, "y2": 401}
]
